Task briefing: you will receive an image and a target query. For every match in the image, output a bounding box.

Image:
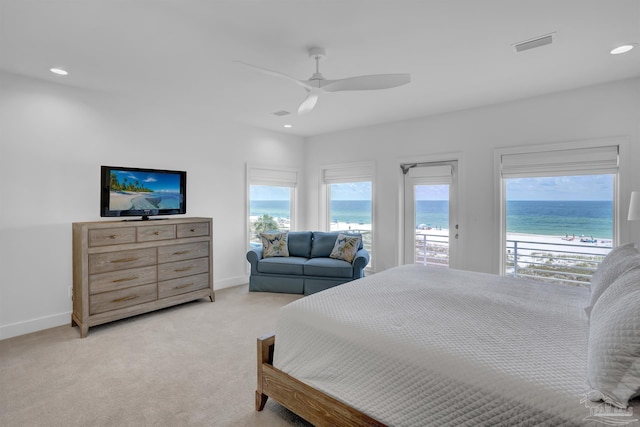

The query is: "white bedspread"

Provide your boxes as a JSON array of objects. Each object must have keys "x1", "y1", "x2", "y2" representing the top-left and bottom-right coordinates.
[{"x1": 273, "y1": 264, "x2": 638, "y2": 426}]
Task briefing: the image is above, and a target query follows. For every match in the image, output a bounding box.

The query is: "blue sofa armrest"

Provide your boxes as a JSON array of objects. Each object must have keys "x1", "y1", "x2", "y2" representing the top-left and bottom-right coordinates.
[
  {"x1": 352, "y1": 248, "x2": 369, "y2": 279},
  {"x1": 246, "y1": 246, "x2": 263, "y2": 274}
]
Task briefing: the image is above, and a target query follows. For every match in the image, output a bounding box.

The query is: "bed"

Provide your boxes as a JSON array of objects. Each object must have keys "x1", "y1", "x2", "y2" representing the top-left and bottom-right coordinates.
[{"x1": 256, "y1": 258, "x2": 640, "y2": 426}]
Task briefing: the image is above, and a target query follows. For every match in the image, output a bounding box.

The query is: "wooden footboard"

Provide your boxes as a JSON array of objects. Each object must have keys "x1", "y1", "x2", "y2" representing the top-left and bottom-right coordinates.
[{"x1": 256, "y1": 333, "x2": 386, "y2": 427}]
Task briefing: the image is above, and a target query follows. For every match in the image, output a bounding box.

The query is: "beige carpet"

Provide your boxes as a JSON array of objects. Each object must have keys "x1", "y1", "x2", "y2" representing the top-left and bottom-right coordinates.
[{"x1": 0, "y1": 285, "x2": 314, "y2": 427}]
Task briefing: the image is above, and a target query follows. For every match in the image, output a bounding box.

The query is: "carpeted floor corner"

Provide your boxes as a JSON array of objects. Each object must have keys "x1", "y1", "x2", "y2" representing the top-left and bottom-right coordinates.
[{"x1": 0, "y1": 285, "x2": 313, "y2": 427}]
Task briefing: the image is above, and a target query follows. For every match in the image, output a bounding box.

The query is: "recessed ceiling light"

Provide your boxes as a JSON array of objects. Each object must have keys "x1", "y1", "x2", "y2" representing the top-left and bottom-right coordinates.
[
  {"x1": 610, "y1": 44, "x2": 636, "y2": 55},
  {"x1": 283, "y1": 124, "x2": 293, "y2": 128},
  {"x1": 50, "y1": 68, "x2": 68, "y2": 75}
]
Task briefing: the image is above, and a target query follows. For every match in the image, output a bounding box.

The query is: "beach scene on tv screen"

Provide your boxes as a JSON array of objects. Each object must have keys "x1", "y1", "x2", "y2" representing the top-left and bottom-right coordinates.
[{"x1": 109, "y1": 170, "x2": 182, "y2": 211}]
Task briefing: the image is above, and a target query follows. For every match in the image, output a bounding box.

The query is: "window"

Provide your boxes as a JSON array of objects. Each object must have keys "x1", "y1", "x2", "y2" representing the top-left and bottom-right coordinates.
[
  {"x1": 247, "y1": 166, "x2": 297, "y2": 247},
  {"x1": 498, "y1": 143, "x2": 620, "y2": 286},
  {"x1": 322, "y1": 163, "x2": 374, "y2": 268},
  {"x1": 402, "y1": 162, "x2": 458, "y2": 268}
]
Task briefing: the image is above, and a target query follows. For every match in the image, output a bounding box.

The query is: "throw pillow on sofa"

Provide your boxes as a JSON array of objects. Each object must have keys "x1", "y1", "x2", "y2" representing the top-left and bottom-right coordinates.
[
  {"x1": 330, "y1": 233, "x2": 362, "y2": 263},
  {"x1": 261, "y1": 231, "x2": 289, "y2": 258}
]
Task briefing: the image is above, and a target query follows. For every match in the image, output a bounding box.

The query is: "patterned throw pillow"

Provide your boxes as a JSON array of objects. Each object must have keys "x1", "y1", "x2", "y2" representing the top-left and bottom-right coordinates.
[
  {"x1": 329, "y1": 233, "x2": 362, "y2": 263},
  {"x1": 260, "y1": 232, "x2": 289, "y2": 258}
]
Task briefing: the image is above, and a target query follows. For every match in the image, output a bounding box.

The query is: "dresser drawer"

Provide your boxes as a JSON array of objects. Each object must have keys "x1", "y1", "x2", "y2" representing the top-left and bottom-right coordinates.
[
  {"x1": 89, "y1": 283, "x2": 157, "y2": 315},
  {"x1": 158, "y1": 257, "x2": 209, "y2": 281},
  {"x1": 137, "y1": 224, "x2": 176, "y2": 242},
  {"x1": 158, "y1": 242, "x2": 209, "y2": 264},
  {"x1": 89, "y1": 228, "x2": 136, "y2": 247},
  {"x1": 177, "y1": 222, "x2": 210, "y2": 238},
  {"x1": 158, "y1": 273, "x2": 210, "y2": 299},
  {"x1": 89, "y1": 248, "x2": 157, "y2": 274},
  {"x1": 89, "y1": 266, "x2": 157, "y2": 295}
]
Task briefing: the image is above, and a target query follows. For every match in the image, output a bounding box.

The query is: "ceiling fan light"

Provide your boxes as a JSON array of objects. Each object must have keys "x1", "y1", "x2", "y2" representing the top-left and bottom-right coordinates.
[
  {"x1": 298, "y1": 93, "x2": 319, "y2": 115},
  {"x1": 610, "y1": 44, "x2": 636, "y2": 55},
  {"x1": 50, "y1": 67, "x2": 68, "y2": 75}
]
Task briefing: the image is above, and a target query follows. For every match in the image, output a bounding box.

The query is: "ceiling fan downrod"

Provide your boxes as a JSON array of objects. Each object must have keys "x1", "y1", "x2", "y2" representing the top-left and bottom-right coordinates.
[{"x1": 308, "y1": 47, "x2": 326, "y2": 82}]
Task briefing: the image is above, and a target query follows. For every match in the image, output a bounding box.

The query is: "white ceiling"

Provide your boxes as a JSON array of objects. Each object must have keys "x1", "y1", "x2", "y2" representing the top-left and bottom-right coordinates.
[{"x1": 1, "y1": 0, "x2": 639, "y2": 137}]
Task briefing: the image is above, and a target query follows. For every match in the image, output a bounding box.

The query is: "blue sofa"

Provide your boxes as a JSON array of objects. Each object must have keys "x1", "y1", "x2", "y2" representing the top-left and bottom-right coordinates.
[{"x1": 246, "y1": 231, "x2": 369, "y2": 295}]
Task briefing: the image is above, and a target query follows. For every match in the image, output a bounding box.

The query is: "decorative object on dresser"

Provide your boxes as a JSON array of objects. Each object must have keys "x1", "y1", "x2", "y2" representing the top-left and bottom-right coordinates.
[{"x1": 72, "y1": 217, "x2": 214, "y2": 337}]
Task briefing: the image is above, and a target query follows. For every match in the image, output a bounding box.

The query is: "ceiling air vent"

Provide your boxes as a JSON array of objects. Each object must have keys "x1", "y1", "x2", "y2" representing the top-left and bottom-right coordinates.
[
  {"x1": 273, "y1": 110, "x2": 290, "y2": 116},
  {"x1": 513, "y1": 32, "x2": 555, "y2": 53}
]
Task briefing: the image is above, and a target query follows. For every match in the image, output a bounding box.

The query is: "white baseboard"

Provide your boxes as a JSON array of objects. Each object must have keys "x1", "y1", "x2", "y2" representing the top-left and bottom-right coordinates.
[
  {"x1": 0, "y1": 311, "x2": 71, "y2": 341},
  {"x1": 1, "y1": 275, "x2": 250, "y2": 341},
  {"x1": 214, "y1": 275, "x2": 249, "y2": 290}
]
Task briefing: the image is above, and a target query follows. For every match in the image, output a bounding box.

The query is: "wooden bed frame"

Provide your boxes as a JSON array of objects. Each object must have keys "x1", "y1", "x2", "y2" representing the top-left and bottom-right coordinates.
[{"x1": 256, "y1": 333, "x2": 386, "y2": 427}]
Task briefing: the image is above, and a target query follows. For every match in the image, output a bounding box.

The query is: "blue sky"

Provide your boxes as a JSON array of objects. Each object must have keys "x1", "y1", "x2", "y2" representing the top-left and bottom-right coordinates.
[
  {"x1": 506, "y1": 175, "x2": 613, "y2": 201},
  {"x1": 250, "y1": 185, "x2": 291, "y2": 200},
  {"x1": 115, "y1": 170, "x2": 181, "y2": 192},
  {"x1": 251, "y1": 175, "x2": 614, "y2": 201}
]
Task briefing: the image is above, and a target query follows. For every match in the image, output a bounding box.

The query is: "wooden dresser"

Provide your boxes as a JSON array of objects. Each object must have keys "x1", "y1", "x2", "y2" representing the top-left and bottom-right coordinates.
[{"x1": 72, "y1": 217, "x2": 214, "y2": 337}]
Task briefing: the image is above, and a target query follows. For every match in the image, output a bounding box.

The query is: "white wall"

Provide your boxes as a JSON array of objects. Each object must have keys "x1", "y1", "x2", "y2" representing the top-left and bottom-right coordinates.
[
  {"x1": 304, "y1": 78, "x2": 640, "y2": 275},
  {"x1": 0, "y1": 71, "x2": 305, "y2": 339},
  {"x1": 2, "y1": 72, "x2": 638, "y2": 340}
]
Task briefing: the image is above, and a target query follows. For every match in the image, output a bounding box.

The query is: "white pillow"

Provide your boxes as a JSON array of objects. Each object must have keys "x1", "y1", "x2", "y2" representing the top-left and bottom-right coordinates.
[
  {"x1": 586, "y1": 267, "x2": 640, "y2": 408},
  {"x1": 585, "y1": 243, "x2": 639, "y2": 317}
]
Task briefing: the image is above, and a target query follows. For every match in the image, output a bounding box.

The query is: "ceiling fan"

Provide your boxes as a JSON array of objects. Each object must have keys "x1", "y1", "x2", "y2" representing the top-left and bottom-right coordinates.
[{"x1": 236, "y1": 47, "x2": 411, "y2": 115}]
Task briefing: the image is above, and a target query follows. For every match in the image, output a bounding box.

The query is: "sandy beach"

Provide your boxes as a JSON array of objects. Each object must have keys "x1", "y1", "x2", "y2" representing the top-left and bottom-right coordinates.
[{"x1": 109, "y1": 191, "x2": 143, "y2": 210}]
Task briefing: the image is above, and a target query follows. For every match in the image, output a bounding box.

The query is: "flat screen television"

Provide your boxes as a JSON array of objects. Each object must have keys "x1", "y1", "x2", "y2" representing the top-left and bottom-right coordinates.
[{"x1": 100, "y1": 166, "x2": 186, "y2": 220}]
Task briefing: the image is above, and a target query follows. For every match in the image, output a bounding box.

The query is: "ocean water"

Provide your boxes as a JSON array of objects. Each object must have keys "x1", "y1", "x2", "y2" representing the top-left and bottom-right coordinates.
[
  {"x1": 250, "y1": 200, "x2": 613, "y2": 239},
  {"x1": 130, "y1": 192, "x2": 182, "y2": 209},
  {"x1": 507, "y1": 200, "x2": 612, "y2": 239}
]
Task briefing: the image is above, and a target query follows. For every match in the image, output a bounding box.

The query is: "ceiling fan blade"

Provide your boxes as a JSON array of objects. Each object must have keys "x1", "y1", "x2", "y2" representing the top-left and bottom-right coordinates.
[
  {"x1": 319, "y1": 73, "x2": 411, "y2": 92},
  {"x1": 298, "y1": 92, "x2": 319, "y2": 115},
  {"x1": 234, "y1": 60, "x2": 312, "y2": 90}
]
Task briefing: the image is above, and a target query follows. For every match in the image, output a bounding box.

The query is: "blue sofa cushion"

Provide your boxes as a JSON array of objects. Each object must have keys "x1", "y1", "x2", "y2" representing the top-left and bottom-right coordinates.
[
  {"x1": 287, "y1": 231, "x2": 313, "y2": 258},
  {"x1": 304, "y1": 257, "x2": 353, "y2": 278},
  {"x1": 311, "y1": 231, "x2": 363, "y2": 258},
  {"x1": 257, "y1": 256, "x2": 307, "y2": 275},
  {"x1": 310, "y1": 232, "x2": 340, "y2": 258}
]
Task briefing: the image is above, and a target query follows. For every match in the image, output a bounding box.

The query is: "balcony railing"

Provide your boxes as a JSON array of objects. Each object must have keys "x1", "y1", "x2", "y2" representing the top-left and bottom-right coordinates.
[
  {"x1": 414, "y1": 233, "x2": 611, "y2": 287},
  {"x1": 506, "y1": 239, "x2": 611, "y2": 287},
  {"x1": 415, "y1": 232, "x2": 449, "y2": 267}
]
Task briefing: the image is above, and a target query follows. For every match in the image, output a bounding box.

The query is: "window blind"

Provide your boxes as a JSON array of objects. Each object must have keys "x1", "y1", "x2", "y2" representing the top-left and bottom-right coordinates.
[
  {"x1": 405, "y1": 164, "x2": 453, "y2": 184},
  {"x1": 501, "y1": 145, "x2": 618, "y2": 178},
  {"x1": 322, "y1": 163, "x2": 373, "y2": 183},
  {"x1": 248, "y1": 167, "x2": 297, "y2": 187}
]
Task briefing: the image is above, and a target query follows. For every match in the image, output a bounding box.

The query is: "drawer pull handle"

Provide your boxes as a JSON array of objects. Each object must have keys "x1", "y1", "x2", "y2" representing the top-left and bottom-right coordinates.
[
  {"x1": 113, "y1": 276, "x2": 138, "y2": 283},
  {"x1": 174, "y1": 250, "x2": 191, "y2": 255},
  {"x1": 112, "y1": 295, "x2": 138, "y2": 303},
  {"x1": 174, "y1": 266, "x2": 193, "y2": 272},
  {"x1": 190, "y1": 228, "x2": 195, "y2": 232},
  {"x1": 109, "y1": 235, "x2": 117, "y2": 239},
  {"x1": 174, "y1": 283, "x2": 192, "y2": 290},
  {"x1": 153, "y1": 231, "x2": 160, "y2": 235},
  {"x1": 111, "y1": 257, "x2": 139, "y2": 263}
]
